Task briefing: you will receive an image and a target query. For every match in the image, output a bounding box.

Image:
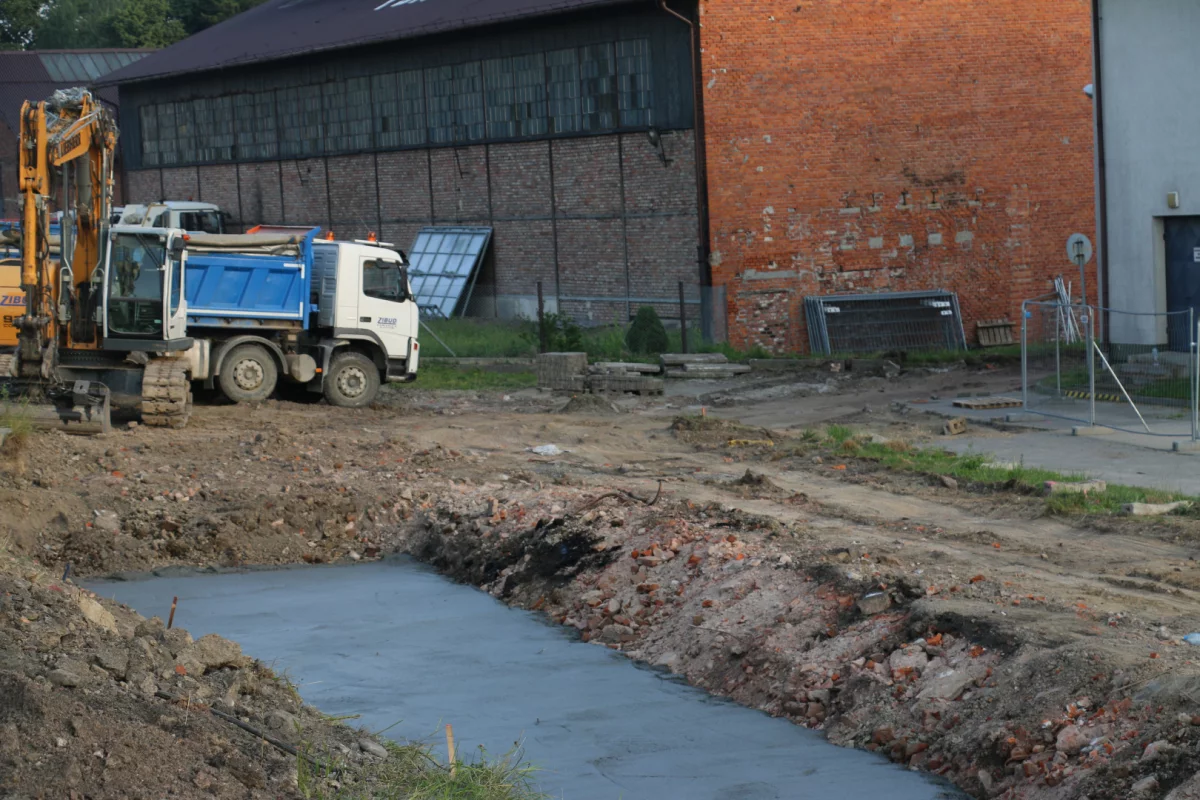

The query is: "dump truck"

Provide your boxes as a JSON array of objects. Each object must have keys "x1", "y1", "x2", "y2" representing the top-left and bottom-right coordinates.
[
  {"x1": 168, "y1": 225, "x2": 420, "y2": 410},
  {"x1": 1, "y1": 87, "x2": 418, "y2": 433}
]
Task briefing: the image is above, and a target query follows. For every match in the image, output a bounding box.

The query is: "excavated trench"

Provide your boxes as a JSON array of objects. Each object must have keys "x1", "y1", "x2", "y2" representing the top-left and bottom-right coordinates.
[{"x1": 89, "y1": 559, "x2": 963, "y2": 800}]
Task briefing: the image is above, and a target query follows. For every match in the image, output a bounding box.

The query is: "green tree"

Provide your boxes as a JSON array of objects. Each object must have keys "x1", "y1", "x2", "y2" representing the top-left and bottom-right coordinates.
[
  {"x1": 626, "y1": 306, "x2": 669, "y2": 355},
  {"x1": 12, "y1": 0, "x2": 265, "y2": 51},
  {"x1": 0, "y1": 0, "x2": 43, "y2": 49},
  {"x1": 107, "y1": 0, "x2": 186, "y2": 47},
  {"x1": 171, "y1": 0, "x2": 261, "y2": 35},
  {"x1": 35, "y1": 0, "x2": 122, "y2": 49}
]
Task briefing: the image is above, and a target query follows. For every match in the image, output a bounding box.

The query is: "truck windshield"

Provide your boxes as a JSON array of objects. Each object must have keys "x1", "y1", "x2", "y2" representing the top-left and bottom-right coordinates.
[
  {"x1": 178, "y1": 211, "x2": 222, "y2": 234},
  {"x1": 363, "y1": 259, "x2": 407, "y2": 302},
  {"x1": 108, "y1": 233, "x2": 165, "y2": 336}
]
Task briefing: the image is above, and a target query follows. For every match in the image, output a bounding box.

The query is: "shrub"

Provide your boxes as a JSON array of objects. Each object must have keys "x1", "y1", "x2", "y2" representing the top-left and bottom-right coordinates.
[
  {"x1": 528, "y1": 313, "x2": 584, "y2": 352},
  {"x1": 625, "y1": 306, "x2": 669, "y2": 355}
]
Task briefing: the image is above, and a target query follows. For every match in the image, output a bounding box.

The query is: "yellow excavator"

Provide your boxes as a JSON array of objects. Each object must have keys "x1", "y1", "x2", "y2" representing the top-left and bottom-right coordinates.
[{"x1": 0, "y1": 88, "x2": 191, "y2": 433}]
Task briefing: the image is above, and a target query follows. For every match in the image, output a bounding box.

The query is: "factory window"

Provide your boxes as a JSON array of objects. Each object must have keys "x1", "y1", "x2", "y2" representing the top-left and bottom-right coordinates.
[
  {"x1": 425, "y1": 65, "x2": 455, "y2": 145},
  {"x1": 134, "y1": 36, "x2": 657, "y2": 167},
  {"x1": 278, "y1": 86, "x2": 323, "y2": 158},
  {"x1": 617, "y1": 39, "x2": 654, "y2": 128},
  {"x1": 324, "y1": 77, "x2": 373, "y2": 152},
  {"x1": 174, "y1": 101, "x2": 198, "y2": 164},
  {"x1": 373, "y1": 70, "x2": 426, "y2": 148},
  {"x1": 579, "y1": 43, "x2": 617, "y2": 132},
  {"x1": 193, "y1": 96, "x2": 235, "y2": 162},
  {"x1": 139, "y1": 105, "x2": 160, "y2": 166},
  {"x1": 233, "y1": 91, "x2": 278, "y2": 160},
  {"x1": 452, "y1": 61, "x2": 485, "y2": 142},
  {"x1": 156, "y1": 103, "x2": 180, "y2": 165},
  {"x1": 547, "y1": 48, "x2": 581, "y2": 134},
  {"x1": 484, "y1": 53, "x2": 548, "y2": 139}
]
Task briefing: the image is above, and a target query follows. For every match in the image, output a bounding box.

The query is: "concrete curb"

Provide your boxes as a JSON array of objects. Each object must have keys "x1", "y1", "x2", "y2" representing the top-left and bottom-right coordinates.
[
  {"x1": 1072, "y1": 426, "x2": 1115, "y2": 437},
  {"x1": 423, "y1": 357, "x2": 537, "y2": 366}
]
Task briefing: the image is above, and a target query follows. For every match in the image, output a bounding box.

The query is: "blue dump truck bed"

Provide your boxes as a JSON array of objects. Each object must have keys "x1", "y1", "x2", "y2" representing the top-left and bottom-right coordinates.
[{"x1": 184, "y1": 229, "x2": 317, "y2": 329}]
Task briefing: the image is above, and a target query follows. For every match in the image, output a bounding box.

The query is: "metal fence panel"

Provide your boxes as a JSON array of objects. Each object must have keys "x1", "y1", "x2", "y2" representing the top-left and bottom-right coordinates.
[
  {"x1": 1022, "y1": 300, "x2": 1094, "y2": 426},
  {"x1": 805, "y1": 289, "x2": 966, "y2": 356},
  {"x1": 1021, "y1": 301, "x2": 1200, "y2": 441}
]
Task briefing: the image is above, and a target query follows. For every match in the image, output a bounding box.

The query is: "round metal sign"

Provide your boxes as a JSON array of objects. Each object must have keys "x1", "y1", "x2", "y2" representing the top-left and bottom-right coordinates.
[{"x1": 1067, "y1": 233, "x2": 1093, "y2": 265}]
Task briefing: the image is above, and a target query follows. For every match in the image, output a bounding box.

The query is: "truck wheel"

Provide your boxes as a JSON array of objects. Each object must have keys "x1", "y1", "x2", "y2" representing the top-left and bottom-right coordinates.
[
  {"x1": 219, "y1": 344, "x2": 278, "y2": 403},
  {"x1": 324, "y1": 352, "x2": 380, "y2": 408}
]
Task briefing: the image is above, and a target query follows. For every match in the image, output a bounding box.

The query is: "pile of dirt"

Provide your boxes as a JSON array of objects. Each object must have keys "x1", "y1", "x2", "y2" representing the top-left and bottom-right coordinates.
[
  {"x1": 405, "y1": 483, "x2": 1200, "y2": 800},
  {"x1": 557, "y1": 394, "x2": 622, "y2": 415},
  {"x1": 0, "y1": 550, "x2": 390, "y2": 799}
]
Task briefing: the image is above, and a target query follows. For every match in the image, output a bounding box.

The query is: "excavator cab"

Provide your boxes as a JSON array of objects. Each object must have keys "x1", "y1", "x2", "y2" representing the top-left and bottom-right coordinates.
[{"x1": 102, "y1": 227, "x2": 189, "y2": 348}]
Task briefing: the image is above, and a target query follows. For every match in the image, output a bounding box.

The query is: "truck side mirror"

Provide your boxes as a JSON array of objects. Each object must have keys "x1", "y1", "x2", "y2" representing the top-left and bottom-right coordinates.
[{"x1": 170, "y1": 238, "x2": 186, "y2": 255}]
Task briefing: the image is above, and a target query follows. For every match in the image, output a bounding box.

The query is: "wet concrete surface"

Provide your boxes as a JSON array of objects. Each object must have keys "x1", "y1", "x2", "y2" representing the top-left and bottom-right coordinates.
[{"x1": 90, "y1": 559, "x2": 963, "y2": 800}]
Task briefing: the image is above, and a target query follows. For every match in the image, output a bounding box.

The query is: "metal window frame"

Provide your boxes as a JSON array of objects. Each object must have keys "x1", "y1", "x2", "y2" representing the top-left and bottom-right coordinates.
[
  {"x1": 130, "y1": 36, "x2": 659, "y2": 170},
  {"x1": 407, "y1": 226, "x2": 493, "y2": 319}
]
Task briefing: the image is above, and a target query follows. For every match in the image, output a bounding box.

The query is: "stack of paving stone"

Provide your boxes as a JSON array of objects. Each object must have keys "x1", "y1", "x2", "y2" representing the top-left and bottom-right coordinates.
[
  {"x1": 586, "y1": 362, "x2": 664, "y2": 395},
  {"x1": 536, "y1": 354, "x2": 664, "y2": 395},
  {"x1": 660, "y1": 353, "x2": 752, "y2": 379},
  {"x1": 536, "y1": 352, "x2": 588, "y2": 392}
]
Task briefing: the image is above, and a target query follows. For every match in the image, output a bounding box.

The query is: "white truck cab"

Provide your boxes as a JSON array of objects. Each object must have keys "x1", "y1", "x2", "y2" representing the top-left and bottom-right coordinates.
[
  {"x1": 311, "y1": 239, "x2": 420, "y2": 385},
  {"x1": 119, "y1": 202, "x2": 227, "y2": 234}
]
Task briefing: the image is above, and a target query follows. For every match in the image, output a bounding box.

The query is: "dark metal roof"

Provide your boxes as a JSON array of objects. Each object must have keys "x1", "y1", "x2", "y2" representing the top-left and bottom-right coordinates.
[
  {"x1": 0, "y1": 50, "x2": 149, "y2": 131},
  {"x1": 100, "y1": 0, "x2": 632, "y2": 86}
]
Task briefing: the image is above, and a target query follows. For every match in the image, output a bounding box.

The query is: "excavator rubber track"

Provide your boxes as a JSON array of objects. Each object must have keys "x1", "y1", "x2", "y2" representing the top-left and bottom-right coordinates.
[{"x1": 140, "y1": 357, "x2": 192, "y2": 429}]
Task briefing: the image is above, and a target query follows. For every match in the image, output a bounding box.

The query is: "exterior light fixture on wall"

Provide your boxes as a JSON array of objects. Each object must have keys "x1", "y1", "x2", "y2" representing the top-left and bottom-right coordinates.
[
  {"x1": 1083, "y1": 83, "x2": 1095, "y2": 99},
  {"x1": 1168, "y1": 192, "x2": 1181, "y2": 209},
  {"x1": 647, "y1": 127, "x2": 671, "y2": 166}
]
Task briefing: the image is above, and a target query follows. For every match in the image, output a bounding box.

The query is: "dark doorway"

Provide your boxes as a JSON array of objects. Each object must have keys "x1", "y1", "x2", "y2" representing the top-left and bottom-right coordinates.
[{"x1": 1163, "y1": 216, "x2": 1200, "y2": 350}]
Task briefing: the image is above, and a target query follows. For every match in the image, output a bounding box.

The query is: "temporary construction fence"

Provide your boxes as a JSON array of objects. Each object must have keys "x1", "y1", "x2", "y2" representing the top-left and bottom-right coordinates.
[
  {"x1": 805, "y1": 290, "x2": 967, "y2": 356},
  {"x1": 1021, "y1": 300, "x2": 1200, "y2": 441}
]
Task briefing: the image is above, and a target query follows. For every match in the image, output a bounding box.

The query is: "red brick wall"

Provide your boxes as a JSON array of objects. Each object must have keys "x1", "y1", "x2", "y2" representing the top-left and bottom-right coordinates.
[{"x1": 700, "y1": 0, "x2": 1097, "y2": 353}]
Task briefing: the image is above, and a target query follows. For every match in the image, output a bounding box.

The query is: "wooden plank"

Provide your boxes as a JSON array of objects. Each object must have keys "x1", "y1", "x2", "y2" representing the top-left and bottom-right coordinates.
[{"x1": 951, "y1": 396, "x2": 1022, "y2": 410}]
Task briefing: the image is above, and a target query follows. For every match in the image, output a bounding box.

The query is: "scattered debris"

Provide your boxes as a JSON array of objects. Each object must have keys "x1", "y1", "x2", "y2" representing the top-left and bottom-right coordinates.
[
  {"x1": 951, "y1": 396, "x2": 1021, "y2": 410},
  {"x1": 1044, "y1": 479, "x2": 1107, "y2": 496},
  {"x1": 942, "y1": 417, "x2": 968, "y2": 436},
  {"x1": 1122, "y1": 500, "x2": 1191, "y2": 516}
]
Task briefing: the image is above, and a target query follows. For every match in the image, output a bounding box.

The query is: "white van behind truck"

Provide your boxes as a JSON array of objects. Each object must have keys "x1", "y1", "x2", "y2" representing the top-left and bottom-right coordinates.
[{"x1": 118, "y1": 202, "x2": 228, "y2": 234}]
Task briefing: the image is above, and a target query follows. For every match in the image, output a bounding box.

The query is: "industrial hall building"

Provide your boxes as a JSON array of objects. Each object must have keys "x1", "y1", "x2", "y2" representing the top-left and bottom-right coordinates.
[{"x1": 102, "y1": 0, "x2": 1097, "y2": 353}]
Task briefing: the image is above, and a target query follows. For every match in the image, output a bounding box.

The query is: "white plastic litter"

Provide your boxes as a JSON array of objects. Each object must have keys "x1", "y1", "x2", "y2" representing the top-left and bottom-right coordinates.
[{"x1": 529, "y1": 444, "x2": 566, "y2": 456}]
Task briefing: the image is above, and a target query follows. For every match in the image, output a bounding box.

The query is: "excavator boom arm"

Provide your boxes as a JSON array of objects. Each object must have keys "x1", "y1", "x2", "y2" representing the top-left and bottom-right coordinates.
[{"x1": 16, "y1": 88, "x2": 117, "y2": 367}]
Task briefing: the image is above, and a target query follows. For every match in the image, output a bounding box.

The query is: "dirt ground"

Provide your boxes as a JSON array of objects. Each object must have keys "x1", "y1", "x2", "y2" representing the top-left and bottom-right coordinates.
[{"x1": 5, "y1": 359, "x2": 1200, "y2": 799}]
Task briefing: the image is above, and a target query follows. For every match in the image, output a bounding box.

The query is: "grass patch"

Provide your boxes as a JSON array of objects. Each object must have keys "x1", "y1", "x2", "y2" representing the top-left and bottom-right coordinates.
[
  {"x1": 412, "y1": 362, "x2": 537, "y2": 391},
  {"x1": 1037, "y1": 365, "x2": 1192, "y2": 404},
  {"x1": 0, "y1": 390, "x2": 33, "y2": 460},
  {"x1": 298, "y1": 739, "x2": 546, "y2": 800},
  {"x1": 825, "y1": 424, "x2": 854, "y2": 444},
  {"x1": 419, "y1": 317, "x2": 772, "y2": 362},
  {"x1": 420, "y1": 319, "x2": 536, "y2": 359},
  {"x1": 836, "y1": 430, "x2": 1196, "y2": 516}
]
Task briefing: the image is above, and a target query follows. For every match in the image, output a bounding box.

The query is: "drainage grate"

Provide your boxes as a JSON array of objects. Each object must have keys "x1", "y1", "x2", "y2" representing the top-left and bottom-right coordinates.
[{"x1": 804, "y1": 290, "x2": 967, "y2": 355}]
